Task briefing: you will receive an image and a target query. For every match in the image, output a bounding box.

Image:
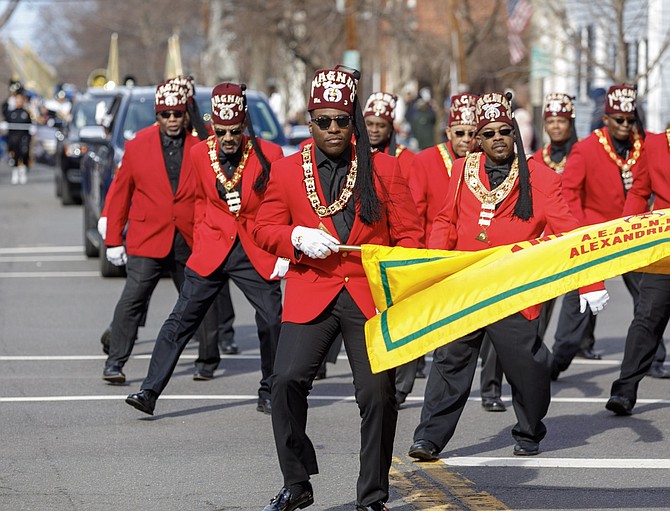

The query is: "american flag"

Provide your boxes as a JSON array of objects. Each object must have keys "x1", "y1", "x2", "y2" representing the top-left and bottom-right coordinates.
[{"x1": 507, "y1": 0, "x2": 534, "y2": 65}]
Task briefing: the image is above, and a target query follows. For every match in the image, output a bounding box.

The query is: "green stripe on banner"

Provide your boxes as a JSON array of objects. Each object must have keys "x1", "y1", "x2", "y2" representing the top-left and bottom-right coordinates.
[
  {"x1": 379, "y1": 257, "x2": 445, "y2": 308},
  {"x1": 380, "y1": 238, "x2": 670, "y2": 351}
]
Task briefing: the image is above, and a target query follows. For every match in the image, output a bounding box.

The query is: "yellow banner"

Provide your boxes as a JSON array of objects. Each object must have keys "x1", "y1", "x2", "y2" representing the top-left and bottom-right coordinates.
[{"x1": 363, "y1": 210, "x2": 670, "y2": 373}]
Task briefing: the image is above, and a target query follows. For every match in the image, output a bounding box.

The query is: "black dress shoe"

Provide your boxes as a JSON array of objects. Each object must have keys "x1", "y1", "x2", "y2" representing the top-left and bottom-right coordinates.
[
  {"x1": 647, "y1": 364, "x2": 670, "y2": 378},
  {"x1": 257, "y1": 397, "x2": 272, "y2": 415},
  {"x1": 481, "y1": 397, "x2": 506, "y2": 412},
  {"x1": 415, "y1": 368, "x2": 426, "y2": 379},
  {"x1": 576, "y1": 348, "x2": 602, "y2": 360},
  {"x1": 355, "y1": 501, "x2": 389, "y2": 510},
  {"x1": 408, "y1": 439, "x2": 439, "y2": 461},
  {"x1": 193, "y1": 370, "x2": 214, "y2": 381},
  {"x1": 263, "y1": 484, "x2": 313, "y2": 511},
  {"x1": 126, "y1": 389, "x2": 157, "y2": 416},
  {"x1": 221, "y1": 341, "x2": 239, "y2": 355},
  {"x1": 102, "y1": 365, "x2": 125, "y2": 384},
  {"x1": 550, "y1": 360, "x2": 561, "y2": 381},
  {"x1": 606, "y1": 395, "x2": 633, "y2": 416},
  {"x1": 513, "y1": 442, "x2": 540, "y2": 456},
  {"x1": 314, "y1": 366, "x2": 327, "y2": 380},
  {"x1": 394, "y1": 392, "x2": 407, "y2": 410},
  {"x1": 100, "y1": 327, "x2": 111, "y2": 355}
]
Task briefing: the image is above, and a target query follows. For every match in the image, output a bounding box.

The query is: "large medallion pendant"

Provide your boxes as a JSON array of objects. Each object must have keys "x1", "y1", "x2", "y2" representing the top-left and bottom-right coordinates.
[{"x1": 226, "y1": 190, "x2": 241, "y2": 214}]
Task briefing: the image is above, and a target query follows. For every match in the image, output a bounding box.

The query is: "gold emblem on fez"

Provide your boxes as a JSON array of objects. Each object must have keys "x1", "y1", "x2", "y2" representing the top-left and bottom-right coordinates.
[
  {"x1": 460, "y1": 108, "x2": 475, "y2": 124},
  {"x1": 482, "y1": 103, "x2": 502, "y2": 121},
  {"x1": 324, "y1": 87, "x2": 343, "y2": 103},
  {"x1": 216, "y1": 105, "x2": 234, "y2": 121}
]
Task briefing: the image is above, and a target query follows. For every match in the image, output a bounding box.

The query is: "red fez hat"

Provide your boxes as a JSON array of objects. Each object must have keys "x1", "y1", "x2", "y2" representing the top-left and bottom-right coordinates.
[
  {"x1": 605, "y1": 84, "x2": 637, "y2": 114},
  {"x1": 543, "y1": 92, "x2": 576, "y2": 119},
  {"x1": 448, "y1": 93, "x2": 478, "y2": 127},
  {"x1": 475, "y1": 92, "x2": 513, "y2": 132},
  {"x1": 308, "y1": 67, "x2": 357, "y2": 114},
  {"x1": 363, "y1": 92, "x2": 397, "y2": 123},
  {"x1": 169, "y1": 76, "x2": 196, "y2": 100},
  {"x1": 210, "y1": 82, "x2": 246, "y2": 125},
  {"x1": 155, "y1": 81, "x2": 187, "y2": 113}
]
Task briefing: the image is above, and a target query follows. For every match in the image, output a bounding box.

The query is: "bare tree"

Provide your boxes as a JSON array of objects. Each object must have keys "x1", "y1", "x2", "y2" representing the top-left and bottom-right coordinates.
[{"x1": 544, "y1": 0, "x2": 670, "y2": 85}]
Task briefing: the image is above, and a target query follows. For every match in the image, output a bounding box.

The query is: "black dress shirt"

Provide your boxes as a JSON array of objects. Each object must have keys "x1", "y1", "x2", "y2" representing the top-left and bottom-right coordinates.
[
  {"x1": 314, "y1": 145, "x2": 354, "y2": 243},
  {"x1": 160, "y1": 130, "x2": 185, "y2": 194}
]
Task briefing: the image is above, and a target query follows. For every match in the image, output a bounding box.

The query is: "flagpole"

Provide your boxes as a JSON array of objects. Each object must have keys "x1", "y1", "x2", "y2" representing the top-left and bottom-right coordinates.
[{"x1": 337, "y1": 245, "x2": 361, "y2": 252}]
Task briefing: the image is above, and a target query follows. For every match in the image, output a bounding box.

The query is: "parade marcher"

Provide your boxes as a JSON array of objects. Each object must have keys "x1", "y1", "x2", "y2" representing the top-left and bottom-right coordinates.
[
  {"x1": 101, "y1": 81, "x2": 205, "y2": 384},
  {"x1": 125, "y1": 82, "x2": 284, "y2": 416},
  {"x1": 409, "y1": 93, "x2": 507, "y2": 413},
  {"x1": 606, "y1": 128, "x2": 670, "y2": 415},
  {"x1": 253, "y1": 66, "x2": 422, "y2": 511},
  {"x1": 553, "y1": 84, "x2": 667, "y2": 380},
  {"x1": 362, "y1": 90, "x2": 428, "y2": 408},
  {"x1": 408, "y1": 92, "x2": 609, "y2": 461},
  {"x1": 4, "y1": 88, "x2": 34, "y2": 185},
  {"x1": 530, "y1": 93, "x2": 589, "y2": 345}
]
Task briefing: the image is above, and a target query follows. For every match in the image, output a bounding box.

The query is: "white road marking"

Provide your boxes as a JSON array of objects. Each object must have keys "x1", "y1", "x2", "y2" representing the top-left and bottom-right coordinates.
[
  {"x1": 0, "y1": 246, "x2": 84, "y2": 254},
  {"x1": 440, "y1": 457, "x2": 670, "y2": 469},
  {"x1": 0, "y1": 271, "x2": 101, "y2": 278},
  {"x1": 0, "y1": 255, "x2": 88, "y2": 262}
]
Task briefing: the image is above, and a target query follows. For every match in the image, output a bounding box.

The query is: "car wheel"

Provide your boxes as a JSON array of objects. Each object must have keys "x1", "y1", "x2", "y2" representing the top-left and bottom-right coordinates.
[
  {"x1": 100, "y1": 244, "x2": 126, "y2": 278},
  {"x1": 83, "y1": 206, "x2": 99, "y2": 258},
  {"x1": 55, "y1": 170, "x2": 62, "y2": 198},
  {"x1": 61, "y1": 175, "x2": 76, "y2": 205}
]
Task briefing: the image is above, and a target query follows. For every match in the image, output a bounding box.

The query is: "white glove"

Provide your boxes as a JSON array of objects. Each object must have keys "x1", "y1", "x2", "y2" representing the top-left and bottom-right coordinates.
[
  {"x1": 106, "y1": 246, "x2": 127, "y2": 266},
  {"x1": 270, "y1": 257, "x2": 290, "y2": 279},
  {"x1": 579, "y1": 290, "x2": 610, "y2": 315},
  {"x1": 291, "y1": 226, "x2": 340, "y2": 259},
  {"x1": 97, "y1": 217, "x2": 107, "y2": 239}
]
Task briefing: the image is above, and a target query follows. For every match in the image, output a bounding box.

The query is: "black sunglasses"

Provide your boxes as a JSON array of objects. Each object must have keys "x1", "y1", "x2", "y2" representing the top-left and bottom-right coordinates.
[
  {"x1": 311, "y1": 115, "x2": 352, "y2": 130},
  {"x1": 158, "y1": 111, "x2": 184, "y2": 119},
  {"x1": 214, "y1": 128, "x2": 243, "y2": 137},
  {"x1": 609, "y1": 116, "x2": 636, "y2": 126},
  {"x1": 453, "y1": 129, "x2": 475, "y2": 138},
  {"x1": 480, "y1": 127, "x2": 513, "y2": 139}
]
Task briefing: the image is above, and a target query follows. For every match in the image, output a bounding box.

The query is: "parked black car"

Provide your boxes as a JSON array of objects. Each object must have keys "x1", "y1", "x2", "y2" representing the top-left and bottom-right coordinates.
[
  {"x1": 54, "y1": 88, "x2": 117, "y2": 205},
  {"x1": 80, "y1": 85, "x2": 288, "y2": 277}
]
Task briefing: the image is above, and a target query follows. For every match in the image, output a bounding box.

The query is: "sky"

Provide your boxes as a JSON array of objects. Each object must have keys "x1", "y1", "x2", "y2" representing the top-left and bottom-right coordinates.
[{"x1": 0, "y1": 0, "x2": 41, "y2": 46}]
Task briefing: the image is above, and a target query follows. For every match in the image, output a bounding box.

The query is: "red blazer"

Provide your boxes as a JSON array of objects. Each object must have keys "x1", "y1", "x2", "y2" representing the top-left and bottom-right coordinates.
[
  {"x1": 186, "y1": 136, "x2": 285, "y2": 278},
  {"x1": 561, "y1": 130, "x2": 645, "y2": 226},
  {"x1": 624, "y1": 131, "x2": 668, "y2": 215},
  {"x1": 253, "y1": 145, "x2": 423, "y2": 323},
  {"x1": 410, "y1": 142, "x2": 457, "y2": 244},
  {"x1": 105, "y1": 125, "x2": 200, "y2": 257},
  {"x1": 429, "y1": 155, "x2": 599, "y2": 320}
]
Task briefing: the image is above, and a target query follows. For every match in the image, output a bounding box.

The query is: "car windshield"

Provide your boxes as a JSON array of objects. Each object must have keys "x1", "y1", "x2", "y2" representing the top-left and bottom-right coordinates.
[
  {"x1": 72, "y1": 97, "x2": 115, "y2": 129},
  {"x1": 113, "y1": 89, "x2": 286, "y2": 151}
]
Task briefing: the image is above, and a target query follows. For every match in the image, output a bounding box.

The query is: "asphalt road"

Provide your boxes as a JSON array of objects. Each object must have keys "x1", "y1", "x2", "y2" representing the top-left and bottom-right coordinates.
[{"x1": 1, "y1": 161, "x2": 669, "y2": 511}]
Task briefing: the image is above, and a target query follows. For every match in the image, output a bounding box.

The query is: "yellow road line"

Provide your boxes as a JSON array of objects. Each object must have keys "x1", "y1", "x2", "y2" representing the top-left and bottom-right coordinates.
[{"x1": 391, "y1": 456, "x2": 510, "y2": 510}]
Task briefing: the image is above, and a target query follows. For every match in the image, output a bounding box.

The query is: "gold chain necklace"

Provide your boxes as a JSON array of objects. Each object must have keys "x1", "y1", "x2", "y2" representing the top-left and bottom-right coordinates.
[
  {"x1": 665, "y1": 129, "x2": 670, "y2": 150},
  {"x1": 464, "y1": 152, "x2": 519, "y2": 243},
  {"x1": 301, "y1": 143, "x2": 358, "y2": 217},
  {"x1": 595, "y1": 128, "x2": 641, "y2": 190},
  {"x1": 206, "y1": 136, "x2": 252, "y2": 215},
  {"x1": 437, "y1": 142, "x2": 454, "y2": 176},
  {"x1": 542, "y1": 144, "x2": 567, "y2": 173},
  {"x1": 394, "y1": 144, "x2": 407, "y2": 158}
]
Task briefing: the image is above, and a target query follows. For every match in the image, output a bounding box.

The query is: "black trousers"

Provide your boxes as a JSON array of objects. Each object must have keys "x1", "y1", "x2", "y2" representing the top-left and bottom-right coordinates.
[
  {"x1": 479, "y1": 335, "x2": 504, "y2": 400},
  {"x1": 141, "y1": 242, "x2": 282, "y2": 399},
  {"x1": 552, "y1": 272, "x2": 666, "y2": 370},
  {"x1": 414, "y1": 312, "x2": 551, "y2": 451},
  {"x1": 611, "y1": 273, "x2": 670, "y2": 405},
  {"x1": 271, "y1": 289, "x2": 396, "y2": 507},
  {"x1": 106, "y1": 233, "x2": 192, "y2": 369},
  {"x1": 105, "y1": 234, "x2": 227, "y2": 373}
]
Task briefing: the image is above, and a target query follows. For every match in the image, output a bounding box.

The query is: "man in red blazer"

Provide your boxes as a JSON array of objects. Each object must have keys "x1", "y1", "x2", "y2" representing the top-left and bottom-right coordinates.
[
  {"x1": 605, "y1": 129, "x2": 670, "y2": 415},
  {"x1": 408, "y1": 92, "x2": 609, "y2": 461},
  {"x1": 254, "y1": 66, "x2": 422, "y2": 511},
  {"x1": 551, "y1": 84, "x2": 667, "y2": 380},
  {"x1": 102, "y1": 81, "x2": 205, "y2": 384},
  {"x1": 125, "y1": 83, "x2": 285, "y2": 416}
]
